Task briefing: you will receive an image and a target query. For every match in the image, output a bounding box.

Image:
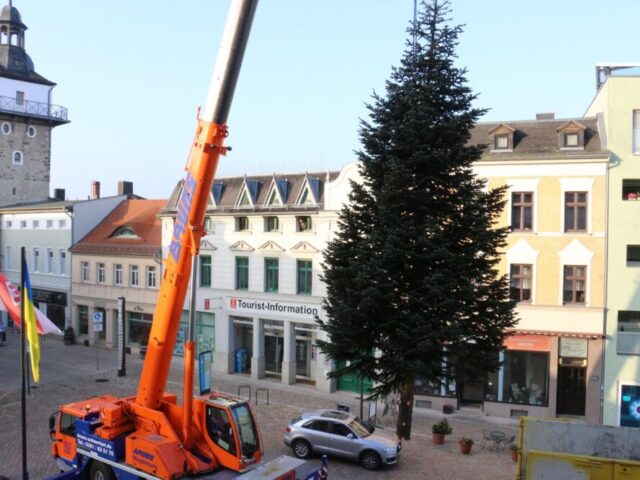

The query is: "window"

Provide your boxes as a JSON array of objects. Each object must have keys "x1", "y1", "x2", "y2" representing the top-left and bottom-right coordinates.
[
  {"x1": 78, "y1": 305, "x2": 89, "y2": 335},
  {"x1": 200, "y1": 255, "x2": 211, "y2": 288},
  {"x1": 204, "y1": 217, "x2": 212, "y2": 231},
  {"x1": 618, "y1": 311, "x2": 640, "y2": 355},
  {"x1": 33, "y1": 220, "x2": 39, "y2": 229},
  {"x1": 81, "y1": 261, "x2": 89, "y2": 282},
  {"x1": 5, "y1": 220, "x2": 11, "y2": 228},
  {"x1": 235, "y1": 216, "x2": 249, "y2": 232},
  {"x1": 495, "y1": 134, "x2": 509, "y2": 150},
  {"x1": 32, "y1": 248, "x2": 39, "y2": 271},
  {"x1": 130, "y1": 265, "x2": 139, "y2": 287},
  {"x1": 59, "y1": 219, "x2": 66, "y2": 229},
  {"x1": 20, "y1": 220, "x2": 26, "y2": 229},
  {"x1": 509, "y1": 264, "x2": 532, "y2": 302},
  {"x1": 634, "y1": 110, "x2": 640, "y2": 154},
  {"x1": 563, "y1": 265, "x2": 586, "y2": 304},
  {"x1": 47, "y1": 249, "x2": 54, "y2": 273},
  {"x1": 511, "y1": 192, "x2": 533, "y2": 231},
  {"x1": 564, "y1": 192, "x2": 587, "y2": 232},
  {"x1": 627, "y1": 245, "x2": 640, "y2": 263},
  {"x1": 46, "y1": 220, "x2": 53, "y2": 229},
  {"x1": 296, "y1": 216, "x2": 312, "y2": 232},
  {"x1": 146, "y1": 266, "x2": 157, "y2": 288},
  {"x1": 5, "y1": 246, "x2": 10, "y2": 269},
  {"x1": 622, "y1": 179, "x2": 640, "y2": 200},
  {"x1": 1, "y1": 122, "x2": 11, "y2": 134},
  {"x1": 486, "y1": 350, "x2": 549, "y2": 405},
  {"x1": 15, "y1": 91, "x2": 24, "y2": 105},
  {"x1": 58, "y1": 249, "x2": 66, "y2": 275},
  {"x1": 12, "y1": 151, "x2": 23, "y2": 165},
  {"x1": 265, "y1": 258, "x2": 279, "y2": 292},
  {"x1": 205, "y1": 406, "x2": 237, "y2": 455},
  {"x1": 97, "y1": 262, "x2": 106, "y2": 284},
  {"x1": 564, "y1": 132, "x2": 579, "y2": 147},
  {"x1": 297, "y1": 259, "x2": 312, "y2": 295},
  {"x1": 330, "y1": 422, "x2": 353, "y2": 437},
  {"x1": 26, "y1": 125, "x2": 36, "y2": 138},
  {"x1": 264, "y1": 216, "x2": 279, "y2": 232},
  {"x1": 114, "y1": 264, "x2": 123, "y2": 286},
  {"x1": 235, "y1": 257, "x2": 249, "y2": 290}
]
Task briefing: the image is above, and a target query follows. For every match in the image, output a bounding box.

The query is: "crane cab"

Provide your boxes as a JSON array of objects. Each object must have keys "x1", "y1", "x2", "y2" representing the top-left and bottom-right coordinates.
[{"x1": 198, "y1": 392, "x2": 264, "y2": 472}]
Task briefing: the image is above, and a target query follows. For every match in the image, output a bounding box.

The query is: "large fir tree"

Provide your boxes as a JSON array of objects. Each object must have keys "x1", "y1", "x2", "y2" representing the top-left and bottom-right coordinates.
[{"x1": 317, "y1": 0, "x2": 517, "y2": 440}]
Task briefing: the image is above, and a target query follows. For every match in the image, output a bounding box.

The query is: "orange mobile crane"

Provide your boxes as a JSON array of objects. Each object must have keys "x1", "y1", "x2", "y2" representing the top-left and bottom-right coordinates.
[{"x1": 47, "y1": 1, "x2": 324, "y2": 479}]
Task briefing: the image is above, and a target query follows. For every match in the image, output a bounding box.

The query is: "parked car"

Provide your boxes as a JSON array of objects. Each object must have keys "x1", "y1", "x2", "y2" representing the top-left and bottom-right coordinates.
[{"x1": 284, "y1": 409, "x2": 401, "y2": 470}]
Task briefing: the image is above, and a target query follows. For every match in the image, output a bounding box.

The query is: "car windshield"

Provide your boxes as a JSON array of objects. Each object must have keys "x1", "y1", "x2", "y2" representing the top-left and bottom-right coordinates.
[
  {"x1": 348, "y1": 416, "x2": 375, "y2": 438},
  {"x1": 231, "y1": 404, "x2": 260, "y2": 459}
]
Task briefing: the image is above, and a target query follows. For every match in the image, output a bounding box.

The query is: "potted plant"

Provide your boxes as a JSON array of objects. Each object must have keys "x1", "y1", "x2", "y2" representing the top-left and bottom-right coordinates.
[
  {"x1": 509, "y1": 443, "x2": 519, "y2": 462},
  {"x1": 458, "y1": 437, "x2": 474, "y2": 454},
  {"x1": 431, "y1": 419, "x2": 452, "y2": 444}
]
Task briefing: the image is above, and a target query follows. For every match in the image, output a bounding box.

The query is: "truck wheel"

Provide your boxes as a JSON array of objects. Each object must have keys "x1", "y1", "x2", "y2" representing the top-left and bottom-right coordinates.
[
  {"x1": 89, "y1": 461, "x2": 116, "y2": 480},
  {"x1": 360, "y1": 450, "x2": 381, "y2": 470},
  {"x1": 292, "y1": 439, "x2": 312, "y2": 459}
]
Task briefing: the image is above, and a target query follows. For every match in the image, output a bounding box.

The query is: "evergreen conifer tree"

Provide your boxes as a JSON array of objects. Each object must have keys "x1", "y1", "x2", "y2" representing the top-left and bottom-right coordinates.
[{"x1": 318, "y1": 0, "x2": 517, "y2": 440}]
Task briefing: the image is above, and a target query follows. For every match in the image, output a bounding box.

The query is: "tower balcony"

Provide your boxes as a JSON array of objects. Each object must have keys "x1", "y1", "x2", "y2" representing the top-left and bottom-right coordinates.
[{"x1": 0, "y1": 95, "x2": 69, "y2": 125}]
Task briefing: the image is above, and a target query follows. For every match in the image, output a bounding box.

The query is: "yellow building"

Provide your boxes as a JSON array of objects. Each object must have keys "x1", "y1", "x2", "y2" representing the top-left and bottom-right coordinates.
[{"x1": 415, "y1": 114, "x2": 609, "y2": 424}]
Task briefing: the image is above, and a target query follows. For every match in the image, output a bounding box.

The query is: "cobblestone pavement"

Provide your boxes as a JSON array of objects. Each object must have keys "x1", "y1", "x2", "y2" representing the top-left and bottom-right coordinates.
[{"x1": 0, "y1": 331, "x2": 519, "y2": 479}]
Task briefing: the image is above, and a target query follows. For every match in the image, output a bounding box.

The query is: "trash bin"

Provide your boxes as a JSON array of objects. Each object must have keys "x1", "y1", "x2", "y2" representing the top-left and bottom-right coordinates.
[{"x1": 235, "y1": 349, "x2": 248, "y2": 373}]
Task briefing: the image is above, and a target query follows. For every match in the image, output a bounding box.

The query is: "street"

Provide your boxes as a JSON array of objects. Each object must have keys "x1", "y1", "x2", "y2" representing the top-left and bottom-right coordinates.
[{"x1": 0, "y1": 329, "x2": 518, "y2": 479}]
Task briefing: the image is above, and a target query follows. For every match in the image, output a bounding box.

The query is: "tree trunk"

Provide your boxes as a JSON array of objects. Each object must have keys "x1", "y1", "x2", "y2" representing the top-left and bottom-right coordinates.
[{"x1": 396, "y1": 379, "x2": 414, "y2": 440}]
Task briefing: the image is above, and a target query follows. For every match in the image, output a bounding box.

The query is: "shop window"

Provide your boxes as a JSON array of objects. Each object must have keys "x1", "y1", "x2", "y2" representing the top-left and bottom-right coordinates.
[
  {"x1": 296, "y1": 259, "x2": 312, "y2": 295},
  {"x1": 264, "y1": 258, "x2": 279, "y2": 292},
  {"x1": 128, "y1": 311, "x2": 152, "y2": 345},
  {"x1": 511, "y1": 192, "x2": 533, "y2": 231},
  {"x1": 200, "y1": 255, "x2": 212, "y2": 287},
  {"x1": 563, "y1": 265, "x2": 586, "y2": 304},
  {"x1": 509, "y1": 264, "x2": 532, "y2": 302},
  {"x1": 622, "y1": 179, "x2": 640, "y2": 200},
  {"x1": 564, "y1": 192, "x2": 587, "y2": 232},
  {"x1": 78, "y1": 305, "x2": 89, "y2": 335},
  {"x1": 235, "y1": 257, "x2": 248, "y2": 290},
  {"x1": 502, "y1": 350, "x2": 548, "y2": 405}
]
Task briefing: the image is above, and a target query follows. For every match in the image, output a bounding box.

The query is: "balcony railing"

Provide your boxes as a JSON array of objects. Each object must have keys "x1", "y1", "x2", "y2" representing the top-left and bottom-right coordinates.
[
  {"x1": 617, "y1": 331, "x2": 640, "y2": 355},
  {"x1": 0, "y1": 95, "x2": 68, "y2": 122}
]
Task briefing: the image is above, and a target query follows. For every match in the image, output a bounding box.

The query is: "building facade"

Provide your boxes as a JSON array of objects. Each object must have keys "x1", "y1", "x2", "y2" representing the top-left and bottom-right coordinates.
[
  {"x1": 70, "y1": 199, "x2": 164, "y2": 349},
  {"x1": 0, "y1": 3, "x2": 68, "y2": 206},
  {"x1": 586, "y1": 65, "x2": 640, "y2": 428},
  {"x1": 413, "y1": 115, "x2": 609, "y2": 424},
  {"x1": 160, "y1": 163, "x2": 361, "y2": 393}
]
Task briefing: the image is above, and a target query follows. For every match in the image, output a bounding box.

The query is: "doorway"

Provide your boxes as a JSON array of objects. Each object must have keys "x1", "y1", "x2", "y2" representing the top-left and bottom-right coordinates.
[
  {"x1": 265, "y1": 334, "x2": 283, "y2": 374},
  {"x1": 556, "y1": 364, "x2": 586, "y2": 416}
]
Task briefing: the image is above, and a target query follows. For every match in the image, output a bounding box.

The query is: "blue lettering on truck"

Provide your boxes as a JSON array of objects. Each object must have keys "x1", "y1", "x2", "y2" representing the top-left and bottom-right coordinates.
[
  {"x1": 76, "y1": 432, "x2": 122, "y2": 461},
  {"x1": 169, "y1": 171, "x2": 196, "y2": 262}
]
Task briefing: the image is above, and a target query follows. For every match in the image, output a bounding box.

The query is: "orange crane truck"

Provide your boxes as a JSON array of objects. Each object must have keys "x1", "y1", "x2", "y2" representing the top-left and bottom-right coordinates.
[{"x1": 46, "y1": 1, "x2": 326, "y2": 479}]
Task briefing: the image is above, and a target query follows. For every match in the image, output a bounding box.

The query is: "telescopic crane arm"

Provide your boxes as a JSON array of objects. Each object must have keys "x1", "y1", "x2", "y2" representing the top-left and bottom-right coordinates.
[{"x1": 136, "y1": 0, "x2": 259, "y2": 410}]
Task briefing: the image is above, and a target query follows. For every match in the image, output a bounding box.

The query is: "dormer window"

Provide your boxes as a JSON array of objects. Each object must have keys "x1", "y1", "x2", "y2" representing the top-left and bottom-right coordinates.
[
  {"x1": 564, "y1": 132, "x2": 579, "y2": 147},
  {"x1": 111, "y1": 226, "x2": 140, "y2": 239},
  {"x1": 558, "y1": 120, "x2": 586, "y2": 150},
  {"x1": 495, "y1": 134, "x2": 509, "y2": 150}
]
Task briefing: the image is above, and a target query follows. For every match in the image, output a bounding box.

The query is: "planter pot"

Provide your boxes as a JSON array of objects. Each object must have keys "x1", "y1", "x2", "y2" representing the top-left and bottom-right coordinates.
[
  {"x1": 511, "y1": 449, "x2": 519, "y2": 462},
  {"x1": 459, "y1": 442, "x2": 472, "y2": 455},
  {"x1": 432, "y1": 433, "x2": 445, "y2": 445}
]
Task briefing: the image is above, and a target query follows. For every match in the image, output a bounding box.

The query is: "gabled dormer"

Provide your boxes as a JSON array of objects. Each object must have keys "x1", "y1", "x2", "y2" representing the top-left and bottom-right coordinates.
[
  {"x1": 236, "y1": 177, "x2": 260, "y2": 208},
  {"x1": 264, "y1": 176, "x2": 288, "y2": 207},
  {"x1": 297, "y1": 175, "x2": 320, "y2": 205},
  {"x1": 210, "y1": 180, "x2": 224, "y2": 208},
  {"x1": 557, "y1": 120, "x2": 586, "y2": 150},
  {"x1": 488, "y1": 124, "x2": 515, "y2": 152}
]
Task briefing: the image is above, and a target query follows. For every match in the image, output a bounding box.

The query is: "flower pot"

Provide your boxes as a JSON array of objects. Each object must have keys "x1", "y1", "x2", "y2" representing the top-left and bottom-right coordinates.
[
  {"x1": 432, "y1": 433, "x2": 445, "y2": 445},
  {"x1": 459, "y1": 442, "x2": 472, "y2": 454},
  {"x1": 511, "y1": 449, "x2": 519, "y2": 462}
]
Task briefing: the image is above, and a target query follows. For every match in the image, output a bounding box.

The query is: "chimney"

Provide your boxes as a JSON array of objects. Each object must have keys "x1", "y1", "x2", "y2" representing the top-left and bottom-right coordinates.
[
  {"x1": 91, "y1": 180, "x2": 101, "y2": 199},
  {"x1": 536, "y1": 112, "x2": 555, "y2": 120},
  {"x1": 118, "y1": 181, "x2": 133, "y2": 196},
  {"x1": 53, "y1": 188, "x2": 65, "y2": 201}
]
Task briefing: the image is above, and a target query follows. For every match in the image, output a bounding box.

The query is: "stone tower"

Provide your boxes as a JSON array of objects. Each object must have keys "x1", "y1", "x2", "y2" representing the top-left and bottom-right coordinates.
[{"x1": 0, "y1": 2, "x2": 68, "y2": 206}]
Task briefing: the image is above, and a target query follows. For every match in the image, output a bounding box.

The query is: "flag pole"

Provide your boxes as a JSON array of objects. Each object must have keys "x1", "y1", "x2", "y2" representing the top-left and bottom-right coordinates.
[{"x1": 20, "y1": 246, "x2": 29, "y2": 479}]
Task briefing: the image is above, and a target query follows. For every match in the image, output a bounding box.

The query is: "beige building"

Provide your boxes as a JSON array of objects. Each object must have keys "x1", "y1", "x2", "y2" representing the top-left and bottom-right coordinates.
[
  {"x1": 414, "y1": 115, "x2": 609, "y2": 424},
  {"x1": 70, "y1": 199, "x2": 165, "y2": 349}
]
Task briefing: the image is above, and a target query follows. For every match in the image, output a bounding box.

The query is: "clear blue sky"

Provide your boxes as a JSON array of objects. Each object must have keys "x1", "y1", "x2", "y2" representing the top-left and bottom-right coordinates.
[{"x1": 15, "y1": 0, "x2": 639, "y2": 200}]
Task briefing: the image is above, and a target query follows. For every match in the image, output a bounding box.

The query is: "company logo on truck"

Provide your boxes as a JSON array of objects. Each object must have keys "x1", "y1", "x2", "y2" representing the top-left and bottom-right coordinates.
[{"x1": 170, "y1": 171, "x2": 196, "y2": 262}]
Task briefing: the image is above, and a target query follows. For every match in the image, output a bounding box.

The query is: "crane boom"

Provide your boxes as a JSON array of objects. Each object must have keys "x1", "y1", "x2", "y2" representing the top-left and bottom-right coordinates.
[{"x1": 136, "y1": 0, "x2": 258, "y2": 409}]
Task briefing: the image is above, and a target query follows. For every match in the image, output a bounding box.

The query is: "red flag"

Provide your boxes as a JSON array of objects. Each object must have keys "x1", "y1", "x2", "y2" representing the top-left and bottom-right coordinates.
[{"x1": 0, "y1": 271, "x2": 62, "y2": 335}]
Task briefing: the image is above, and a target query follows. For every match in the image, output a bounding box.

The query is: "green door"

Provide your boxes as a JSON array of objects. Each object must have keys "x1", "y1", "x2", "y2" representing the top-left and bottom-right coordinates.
[{"x1": 336, "y1": 361, "x2": 373, "y2": 393}]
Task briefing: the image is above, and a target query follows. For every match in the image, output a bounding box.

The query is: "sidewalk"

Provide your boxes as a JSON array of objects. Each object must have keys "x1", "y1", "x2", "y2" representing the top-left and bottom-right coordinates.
[{"x1": 0, "y1": 338, "x2": 519, "y2": 479}]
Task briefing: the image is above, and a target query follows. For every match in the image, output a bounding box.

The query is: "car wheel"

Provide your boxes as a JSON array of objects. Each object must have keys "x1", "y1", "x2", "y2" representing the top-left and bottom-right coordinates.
[
  {"x1": 89, "y1": 461, "x2": 116, "y2": 480},
  {"x1": 292, "y1": 439, "x2": 312, "y2": 459},
  {"x1": 360, "y1": 450, "x2": 381, "y2": 470}
]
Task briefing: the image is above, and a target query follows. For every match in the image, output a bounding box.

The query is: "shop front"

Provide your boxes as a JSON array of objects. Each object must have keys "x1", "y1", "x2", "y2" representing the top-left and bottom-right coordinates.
[{"x1": 32, "y1": 288, "x2": 67, "y2": 331}]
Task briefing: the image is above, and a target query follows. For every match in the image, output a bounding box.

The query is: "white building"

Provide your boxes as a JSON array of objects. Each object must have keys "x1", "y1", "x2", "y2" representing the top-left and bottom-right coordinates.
[{"x1": 160, "y1": 162, "x2": 360, "y2": 393}]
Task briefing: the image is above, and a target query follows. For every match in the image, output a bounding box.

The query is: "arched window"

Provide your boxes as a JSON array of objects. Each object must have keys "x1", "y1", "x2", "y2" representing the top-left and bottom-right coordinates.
[
  {"x1": 9, "y1": 32, "x2": 17, "y2": 46},
  {"x1": 12, "y1": 151, "x2": 23, "y2": 165}
]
